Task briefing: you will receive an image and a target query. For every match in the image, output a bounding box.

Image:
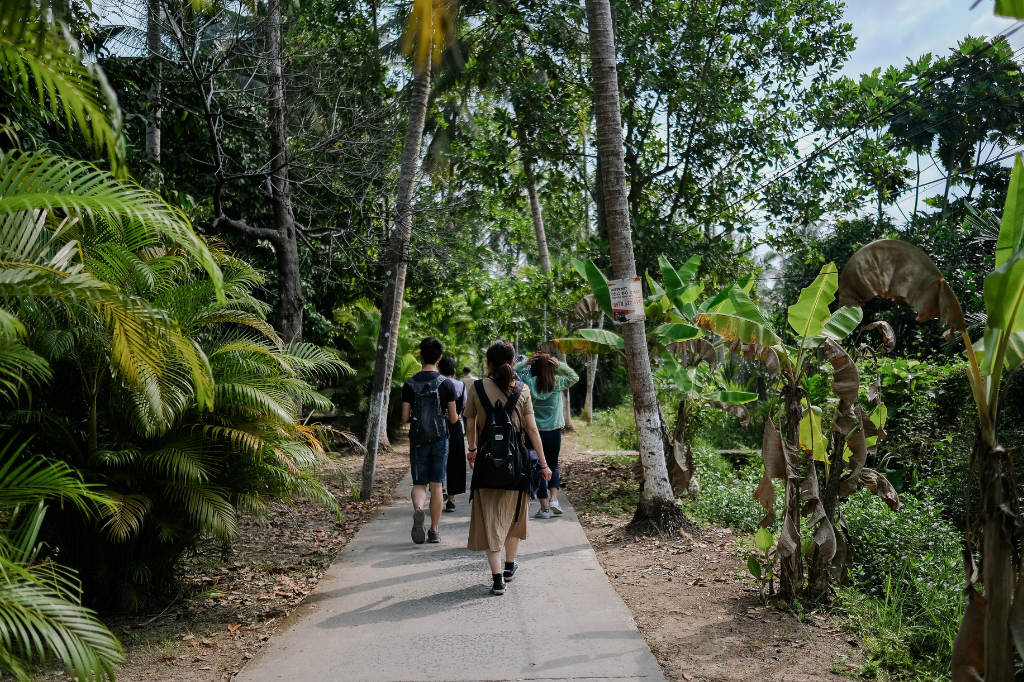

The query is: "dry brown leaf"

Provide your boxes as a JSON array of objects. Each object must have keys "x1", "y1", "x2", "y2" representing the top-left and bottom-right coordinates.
[
  {"x1": 680, "y1": 338, "x2": 717, "y2": 370},
  {"x1": 761, "y1": 418, "x2": 788, "y2": 479},
  {"x1": 863, "y1": 321, "x2": 896, "y2": 351},
  {"x1": 777, "y1": 516, "x2": 800, "y2": 558},
  {"x1": 667, "y1": 439, "x2": 694, "y2": 496},
  {"x1": 837, "y1": 239, "x2": 966, "y2": 332},
  {"x1": 709, "y1": 401, "x2": 750, "y2": 426},
  {"x1": 761, "y1": 346, "x2": 781, "y2": 377},
  {"x1": 228, "y1": 624, "x2": 241, "y2": 633},
  {"x1": 952, "y1": 586, "x2": 986, "y2": 682},
  {"x1": 753, "y1": 474, "x2": 776, "y2": 528},
  {"x1": 859, "y1": 468, "x2": 901, "y2": 511},
  {"x1": 823, "y1": 339, "x2": 859, "y2": 415},
  {"x1": 867, "y1": 376, "x2": 882, "y2": 405},
  {"x1": 574, "y1": 294, "x2": 600, "y2": 320}
]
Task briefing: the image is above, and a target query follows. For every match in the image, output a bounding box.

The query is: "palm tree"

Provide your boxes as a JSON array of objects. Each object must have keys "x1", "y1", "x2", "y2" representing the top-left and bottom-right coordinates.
[
  {"x1": 584, "y1": 0, "x2": 679, "y2": 533},
  {"x1": 361, "y1": 0, "x2": 456, "y2": 500}
]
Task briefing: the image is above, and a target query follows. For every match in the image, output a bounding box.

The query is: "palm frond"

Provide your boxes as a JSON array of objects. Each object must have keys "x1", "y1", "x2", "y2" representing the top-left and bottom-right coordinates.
[
  {"x1": 0, "y1": 0, "x2": 124, "y2": 171},
  {"x1": 0, "y1": 151, "x2": 223, "y2": 296},
  {"x1": 98, "y1": 492, "x2": 151, "y2": 543}
]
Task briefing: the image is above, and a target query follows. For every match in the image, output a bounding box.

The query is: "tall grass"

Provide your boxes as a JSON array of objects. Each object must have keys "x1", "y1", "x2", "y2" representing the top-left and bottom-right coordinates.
[{"x1": 678, "y1": 437, "x2": 963, "y2": 681}]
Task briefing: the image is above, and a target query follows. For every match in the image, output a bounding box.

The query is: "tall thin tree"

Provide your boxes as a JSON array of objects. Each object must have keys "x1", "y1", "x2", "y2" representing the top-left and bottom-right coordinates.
[
  {"x1": 265, "y1": 0, "x2": 304, "y2": 342},
  {"x1": 360, "y1": 0, "x2": 455, "y2": 500},
  {"x1": 146, "y1": 0, "x2": 161, "y2": 164},
  {"x1": 584, "y1": 0, "x2": 679, "y2": 531}
]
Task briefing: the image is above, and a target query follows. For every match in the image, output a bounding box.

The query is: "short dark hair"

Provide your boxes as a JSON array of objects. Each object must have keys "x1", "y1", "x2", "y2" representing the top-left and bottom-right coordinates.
[
  {"x1": 463, "y1": 366, "x2": 472, "y2": 374},
  {"x1": 438, "y1": 355, "x2": 456, "y2": 377},
  {"x1": 420, "y1": 337, "x2": 443, "y2": 364}
]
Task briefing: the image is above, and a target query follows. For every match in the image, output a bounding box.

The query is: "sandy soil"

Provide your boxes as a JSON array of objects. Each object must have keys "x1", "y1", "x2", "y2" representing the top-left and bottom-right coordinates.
[
  {"x1": 60, "y1": 443, "x2": 410, "y2": 682},
  {"x1": 559, "y1": 432, "x2": 865, "y2": 682}
]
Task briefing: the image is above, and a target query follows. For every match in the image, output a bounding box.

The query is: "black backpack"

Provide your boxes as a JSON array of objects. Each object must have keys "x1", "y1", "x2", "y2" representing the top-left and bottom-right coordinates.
[
  {"x1": 471, "y1": 380, "x2": 530, "y2": 492},
  {"x1": 408, "y1": 375, "x2": 448, "y2": 445}
]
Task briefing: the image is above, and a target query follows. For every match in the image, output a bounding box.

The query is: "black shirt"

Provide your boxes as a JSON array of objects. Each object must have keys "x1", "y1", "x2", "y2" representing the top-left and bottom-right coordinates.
[{"x1": 401, "y1": 371, "x2": 458, "y2": 408}]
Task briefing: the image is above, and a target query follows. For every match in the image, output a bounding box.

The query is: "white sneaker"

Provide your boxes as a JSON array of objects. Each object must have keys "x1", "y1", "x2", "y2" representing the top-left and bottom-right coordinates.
[
  {"x1": 535, "y1": 508, "x2": 551, "y2": 519},
  {"x1": 550, "y1": 500, "x2": 563, "y2": 515}
]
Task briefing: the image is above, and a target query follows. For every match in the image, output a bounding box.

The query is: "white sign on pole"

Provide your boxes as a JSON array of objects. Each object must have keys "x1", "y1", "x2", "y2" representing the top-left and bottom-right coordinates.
[{"x1": 608, "y1": 277, "x2": 645, "y2": 323}]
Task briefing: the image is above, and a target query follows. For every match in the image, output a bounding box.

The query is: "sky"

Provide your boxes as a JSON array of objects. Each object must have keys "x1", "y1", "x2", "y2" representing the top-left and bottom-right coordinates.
[
  {"x1": 840, "y1": 0, "x2": 1024, "y2": 79},
  {"x1": 812, "y1": 2, "x2": 1024, "y2": 224}
]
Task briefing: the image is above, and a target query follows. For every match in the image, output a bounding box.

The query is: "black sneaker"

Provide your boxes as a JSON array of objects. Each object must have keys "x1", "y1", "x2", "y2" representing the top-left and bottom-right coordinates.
[
  {"x1": 411, "y1": 509, "x2": 425, "y2": 544},
  {"x1": 444, "y1": 500, "x2": 456, "y2": 513},
  {"x1": 491, "y1": 577, "x2": 506, "y2": 595},
  {"x1": 503, "y1": 561, "x2": 519, "y2": 581},
  {"x1": 427, "y1": 529, "x2": 440, "y2": 543}
]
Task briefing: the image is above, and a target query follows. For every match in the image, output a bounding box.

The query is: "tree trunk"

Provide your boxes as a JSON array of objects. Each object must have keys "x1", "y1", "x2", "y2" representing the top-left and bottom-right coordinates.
[
  {"x1": 523, "y1": 155, "x2": 551, "y2": 275},
  {"x1": 980, "y1": 440, "x2": 1014, "y2": 681},
  {"x1": 145, "y1": 0, "x2": 161, "y2": 164},
  {"x1": 360, "y1": 67, "x2": 431, "y2": 501},
  {"x1": 780, "y1": 383, "x2": 804, "y2": 601},
  {"x1": 582, "y1": 315, "x2": 602, "y2": 423},
  {"x1": 586, "y1": 0, "x2": 678, "y2": 535},
  {"x1": 265, "y1": 0, "x2": 304, "y2": 343}
]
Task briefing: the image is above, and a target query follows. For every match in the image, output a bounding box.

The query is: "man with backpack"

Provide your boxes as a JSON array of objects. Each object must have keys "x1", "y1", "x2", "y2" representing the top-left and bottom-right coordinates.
[{"x1": 401, "y1": 338, "x2": 460, "y2": 544}]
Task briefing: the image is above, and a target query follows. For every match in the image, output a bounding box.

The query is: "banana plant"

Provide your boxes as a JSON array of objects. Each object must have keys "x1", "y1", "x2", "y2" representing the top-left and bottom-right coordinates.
[
  {"x1": 660, "y1": 351, "x2": 756, "y2": 495},
  {"x1": 553, "y1": 256, "x2": 703, "y2": 355},
  {"x1": 696, "y1": 262, "x2": 866, "y2": 601},
  {"x1": 834, "y1": 155, "x2": 1024, "y2": 682}
]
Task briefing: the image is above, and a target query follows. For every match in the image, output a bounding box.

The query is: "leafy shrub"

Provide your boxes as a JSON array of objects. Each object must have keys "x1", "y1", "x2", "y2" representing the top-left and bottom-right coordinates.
[
  {"x1": 683, "y1": 440, "x2": 780, "y2": 534},
  {"x1": 841, "y1": 491, "x2": 963, "y2": 678}
]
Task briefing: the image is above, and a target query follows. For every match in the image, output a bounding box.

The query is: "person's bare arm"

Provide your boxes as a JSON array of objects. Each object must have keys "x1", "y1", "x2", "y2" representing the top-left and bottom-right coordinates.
[
  {"x1": 446, "y1": 401, "x2": 459, "y2": 424},
  {"x1": 402, "y1": 402, "x2": 411, "y2": 423},
  {"x1": 466, "y1": 417, "x2": 477, "y2": 468},
  {"x1": 523, "y1": 414, "x2": 552, "y2": 481}
]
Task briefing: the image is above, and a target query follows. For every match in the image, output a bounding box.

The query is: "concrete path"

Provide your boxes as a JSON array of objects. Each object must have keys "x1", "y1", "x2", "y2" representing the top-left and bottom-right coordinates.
[{"x1": 237, "y1": 469, "x2": 665, "y2": 682}]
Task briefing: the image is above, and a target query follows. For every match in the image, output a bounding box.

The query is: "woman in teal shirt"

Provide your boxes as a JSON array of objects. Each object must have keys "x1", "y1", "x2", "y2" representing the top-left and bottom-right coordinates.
[{"x1": 514, "y1": 352, "x2": 579, "y2": 518}]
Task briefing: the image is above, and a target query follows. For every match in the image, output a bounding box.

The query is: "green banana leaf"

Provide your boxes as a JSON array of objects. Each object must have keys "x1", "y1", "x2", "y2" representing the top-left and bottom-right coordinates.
[
  {"x1": 650, "y1": 323, "x2": 702, "y2": 343},
  {"x1": 673, "y1": 283, "x2": 704, "y2": 308},
  {"x1": 582, "y1": 260, "x2": 613, "y2": 319},
  {"x1": 707, "y1": 390, "x2": 758, "y2": 405},
  {"x1": 805, "y1": 306, "x2": 864, "y2": 347},
  {"x1": 997, "y1": 155, "x2": 1024, "y2": 268},
  {"x1": 789, "y1": 262, "x2": 838, "y2": 340},
  {"x1": 695, "y1": 310, "x2": 781, "y2": 347},
  {"x1": 996, "y1": 0, "x2": 1024, "y2": 18},
  {"x1": 645, "y1": 270, "x2": 666, "y2": 299},
  {"x1": 579, "y1": 327, "x2": 624, "y2": 349},
  {"x1": 799, "y1": 404, "x2": 827, "y2": 462},
  {"x1": 659, "y1": 254, "x2": 700, "y2": 299},
  {"x1": 973, "y1": 330, "x2": 1024, "y2": 372}
]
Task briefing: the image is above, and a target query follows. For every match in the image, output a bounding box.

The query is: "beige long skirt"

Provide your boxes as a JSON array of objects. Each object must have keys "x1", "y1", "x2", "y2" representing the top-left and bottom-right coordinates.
[{"x1": 467, "y1": 489, "x2": 529, "y2": 552}]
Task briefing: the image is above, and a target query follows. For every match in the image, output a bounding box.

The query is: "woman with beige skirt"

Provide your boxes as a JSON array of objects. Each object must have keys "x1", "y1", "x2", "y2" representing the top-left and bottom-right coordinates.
[{"x1": 465, "y1": 339, "x2": 552, "y2": 595}]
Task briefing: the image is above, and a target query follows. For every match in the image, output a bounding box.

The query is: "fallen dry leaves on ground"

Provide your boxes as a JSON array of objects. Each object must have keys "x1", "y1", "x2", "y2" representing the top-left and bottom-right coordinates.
[
  {"x1": 40, "y1": 444, "x2": 410, "y2": 682},
  {"x1": 560, "y1": 438, "x2": 864, "y2": 682}
]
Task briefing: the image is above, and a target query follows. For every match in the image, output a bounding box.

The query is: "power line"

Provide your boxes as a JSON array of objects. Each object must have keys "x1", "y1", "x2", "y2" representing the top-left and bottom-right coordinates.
[{"x1": 706, "y1": 27, "x2": 1024, "y2": 224}]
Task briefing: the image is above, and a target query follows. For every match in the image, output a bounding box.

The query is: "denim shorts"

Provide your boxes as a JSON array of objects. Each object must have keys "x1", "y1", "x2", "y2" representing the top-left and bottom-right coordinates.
[{"x1": 409, "y1": 437, "x2": 448, "y2": 485}]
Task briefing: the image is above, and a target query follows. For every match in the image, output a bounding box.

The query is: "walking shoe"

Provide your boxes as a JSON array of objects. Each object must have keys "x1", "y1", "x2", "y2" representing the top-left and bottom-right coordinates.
[
  {"x1": 411, "y1": 508, "x2": 426, "y2": 544},
  {"x1": 503, "y1": 561, "x2": 519, "y2": 582},
  {"x1": 444, "y1": 500, "x2": 456, "y2": 513},
  {"x1": 534, "y1": 508, "x2": 551, "y2": 519},
  {"x1": 491, "y1": 576, "x2": 506, "y2": 595},
  {"x1": 550, "y1": 500, "x2": 563, "y2": 515},
  {"x1": 427, "y1": 529, "x2": 440, "y2": 543}
]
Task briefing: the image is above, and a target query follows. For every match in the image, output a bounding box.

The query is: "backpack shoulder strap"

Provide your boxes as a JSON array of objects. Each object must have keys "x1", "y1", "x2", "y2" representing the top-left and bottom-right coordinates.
[
  {"x1": 474, "y1": 380, "x2": 494, "y2": 418},
  {"x1": 504, "y1": 388, "x2": 521, "y2": 418}
]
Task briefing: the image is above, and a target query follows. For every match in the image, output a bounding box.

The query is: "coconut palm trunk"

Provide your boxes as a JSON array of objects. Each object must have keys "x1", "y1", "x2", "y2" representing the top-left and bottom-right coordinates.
[
  {"x1": 360, "y1": 67, "x2": 431, "y2": 500},
  {"x1": 265, "y1": 0, "x2": 304, "y2": 343},
  {"x1": 145, "y1": 0, "x2": 161, "y2": 163},
  {"x1": 585, "y1": 0, "x2": 678, "y2": 533}
]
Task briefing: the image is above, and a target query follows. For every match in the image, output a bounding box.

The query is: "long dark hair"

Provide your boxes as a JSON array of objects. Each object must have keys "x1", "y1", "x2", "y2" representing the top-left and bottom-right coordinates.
[
  {"x1": 438, "y1": 355, "x2": 457, "y2": 378},
  {"x1": 486, "y1": 339, "x2": 516, "y2": 392},
  {"x1": 531, "y1": 352, "x2": 556, "y2": 394}
]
